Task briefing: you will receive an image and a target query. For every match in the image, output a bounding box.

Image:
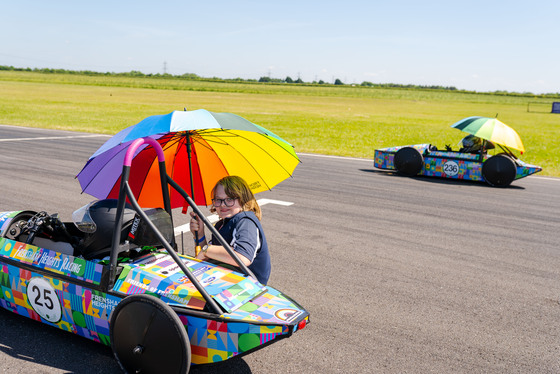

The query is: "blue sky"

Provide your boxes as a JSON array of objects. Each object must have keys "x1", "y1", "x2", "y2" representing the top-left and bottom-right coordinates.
[{"x1": 1, "y1": 0, "x2": 558, "y2": 93}]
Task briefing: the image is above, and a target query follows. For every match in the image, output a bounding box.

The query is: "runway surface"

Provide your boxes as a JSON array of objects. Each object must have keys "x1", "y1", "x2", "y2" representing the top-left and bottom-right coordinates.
[{"x1": 0, "y1": 125, "x2": 558, "y2": 373}]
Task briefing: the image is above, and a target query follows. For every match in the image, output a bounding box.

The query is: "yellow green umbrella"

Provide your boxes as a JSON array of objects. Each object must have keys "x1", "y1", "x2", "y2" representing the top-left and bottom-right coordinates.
[{"x1": 451, "y1": 116, "x2": 525, "y2": 153}]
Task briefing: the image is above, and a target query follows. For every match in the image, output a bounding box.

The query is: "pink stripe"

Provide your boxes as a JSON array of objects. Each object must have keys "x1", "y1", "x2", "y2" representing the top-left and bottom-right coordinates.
[{"x1": 124, "y1": 137, "x2": 165, "y2": 166}]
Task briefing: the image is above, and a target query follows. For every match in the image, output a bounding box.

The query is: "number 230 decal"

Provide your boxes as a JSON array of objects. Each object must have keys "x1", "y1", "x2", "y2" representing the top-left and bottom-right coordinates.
[{"x1": 26, "y1": 277, "x2": 62, "y2": 323}]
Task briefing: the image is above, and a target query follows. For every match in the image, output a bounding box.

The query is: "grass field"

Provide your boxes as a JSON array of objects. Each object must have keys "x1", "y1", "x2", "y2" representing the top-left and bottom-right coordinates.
[{"x1": 1, "y1": 71, "x2": 558, "y2": 177}]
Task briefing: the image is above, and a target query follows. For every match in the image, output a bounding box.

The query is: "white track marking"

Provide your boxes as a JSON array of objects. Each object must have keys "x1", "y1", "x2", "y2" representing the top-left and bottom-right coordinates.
[
  {"x1": 257, "y1": 198, "x2": 294, "y2": 206},
  {"x1": 174, "y1": 198, "x2": 294, "y2": 235},
  {"x1": 298, "y1": 152, "x2": 371, "y2": 162},
  {"x1": 0, "y1": 134, "x2": 109, "y2": 142}
]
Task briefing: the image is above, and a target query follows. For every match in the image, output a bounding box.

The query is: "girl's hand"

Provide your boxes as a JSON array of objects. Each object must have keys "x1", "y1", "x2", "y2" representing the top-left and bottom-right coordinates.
[
  {"x1": 189, "y1": 212, "x2": 204, "y2": 236},
  {"x1": 195, "y1": 249, "x2": 209, "y2": 261}
]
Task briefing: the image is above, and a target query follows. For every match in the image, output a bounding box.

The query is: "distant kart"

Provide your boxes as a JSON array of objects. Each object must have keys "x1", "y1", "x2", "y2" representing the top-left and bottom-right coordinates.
[
  {"x1": 374, "y1": 143, "x2": 542, "y2": 187},
  {"x1": 374, "y1": 116, "x2": 543, "y2": 187},
  {"x1": 0, "y1": 137, "x2": 308, "y2": 373}
]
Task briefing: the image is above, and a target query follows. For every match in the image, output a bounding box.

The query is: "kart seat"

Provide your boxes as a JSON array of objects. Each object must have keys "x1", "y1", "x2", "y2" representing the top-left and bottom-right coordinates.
[
  {"x1": 128, "y1": 208, "x2": 174, "y2": 248},
  {"x1": 76, "y1": 200, "x2": 174, "y2": 260}
]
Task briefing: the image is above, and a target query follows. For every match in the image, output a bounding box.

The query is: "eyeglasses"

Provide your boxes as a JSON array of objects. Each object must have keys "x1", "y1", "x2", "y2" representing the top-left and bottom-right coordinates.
[{"x1": 212, "y1": 197, "x2": 237, "y2": 207}]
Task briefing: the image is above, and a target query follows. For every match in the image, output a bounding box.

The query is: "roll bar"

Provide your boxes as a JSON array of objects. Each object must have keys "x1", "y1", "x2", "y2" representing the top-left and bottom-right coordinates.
[{"x1": 107, "y1": 137, "x2": 257, "y2": 314}]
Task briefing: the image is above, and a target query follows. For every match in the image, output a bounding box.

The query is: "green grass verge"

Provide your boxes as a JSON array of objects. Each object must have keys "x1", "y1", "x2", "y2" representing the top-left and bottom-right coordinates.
[{"x1": 0, "y1": 71, "x2": 558, "y2": 177}]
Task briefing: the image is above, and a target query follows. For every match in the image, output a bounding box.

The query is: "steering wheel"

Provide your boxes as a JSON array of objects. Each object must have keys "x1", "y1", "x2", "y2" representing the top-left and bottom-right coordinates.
[{"x1": 24, "y1": 211, "x2": 49, "y2": 244}]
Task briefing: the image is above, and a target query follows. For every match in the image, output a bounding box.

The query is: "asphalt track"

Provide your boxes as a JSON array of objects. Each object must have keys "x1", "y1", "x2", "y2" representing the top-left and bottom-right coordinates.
[{"x1": 0, "y1": 125, "x2": 558, "y2": 373}]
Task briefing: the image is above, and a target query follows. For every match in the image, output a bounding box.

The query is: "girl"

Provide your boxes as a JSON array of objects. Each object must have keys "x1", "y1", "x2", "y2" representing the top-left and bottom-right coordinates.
[{"x1": 190, "y1": 176, "x2": 271, "y2": 285}]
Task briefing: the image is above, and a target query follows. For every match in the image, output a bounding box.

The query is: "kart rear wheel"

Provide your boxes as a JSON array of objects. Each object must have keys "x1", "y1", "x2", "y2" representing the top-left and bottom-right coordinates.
[
  {"x1": 482, "y1": 154, "x2": 517, "y2": 187},
  {"x1": 110, "y1": 294, "x2": 190, "y2": 374},
  {"x1": 393, "y1": 147, "x2": 424, "y2": 177}
]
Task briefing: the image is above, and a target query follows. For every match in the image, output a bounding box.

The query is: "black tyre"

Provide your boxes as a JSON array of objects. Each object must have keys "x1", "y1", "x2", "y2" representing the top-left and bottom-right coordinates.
[
  {"x1": 482, "y1": 154, "x2": 517, "y2": 187},
  {"x1": 110, "y1": 294, "x2": 190, "y2": 374},
  {"x1": 393, "y1": 147, "x2": 424, "y2": 177}
]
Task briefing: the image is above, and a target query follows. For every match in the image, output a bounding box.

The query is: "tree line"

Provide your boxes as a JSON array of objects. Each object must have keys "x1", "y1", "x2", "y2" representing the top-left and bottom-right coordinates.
[
  {"x1": 1, "y1": 65, "x2": 557, "y2": 97},
  {"x1": 0, "y1": 65, "x2": 456, "y2": 90}
]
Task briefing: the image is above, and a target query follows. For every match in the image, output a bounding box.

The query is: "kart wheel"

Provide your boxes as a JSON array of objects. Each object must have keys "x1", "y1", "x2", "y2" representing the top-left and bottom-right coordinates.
[
  {"x1": 110, "y1": 294, "x2": 190, "y2": 374},
  {"x1": 393, "y1": 147, "x2": 424, "y2": 177},
  {"x1": 482, "y1": 154, "x2": 517, "y2": 187}
]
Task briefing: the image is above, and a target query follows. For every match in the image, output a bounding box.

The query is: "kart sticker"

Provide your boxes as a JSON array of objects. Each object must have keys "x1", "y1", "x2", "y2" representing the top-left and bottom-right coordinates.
[
  {"x1": 115, "y1": 253, "x2": 266, "y2": 312},
  {"x1": 26, "y1": 277, "x2": 62, "y2": 323},
  {"x1": 0, "y1": 211, "x2": 19, "y2": 237},
  {"x1": 275, "y1": 308, "x2": 303, "y2": 322},
  {"x1": 0, "y1": 239, "x2": 103, "y2": 284},
  {"x1": 443, "y1": 160, "x2": 459, "y2": 176}
]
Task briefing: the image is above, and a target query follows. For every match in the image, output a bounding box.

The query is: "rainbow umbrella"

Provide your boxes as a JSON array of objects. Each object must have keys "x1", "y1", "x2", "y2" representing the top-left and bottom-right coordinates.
[
  {"x1": 451, "y1": 116, "x2": 525, "y2": 153},
  {"x1": 77, "y1": 110, "x2": 300, "y2": 209}
]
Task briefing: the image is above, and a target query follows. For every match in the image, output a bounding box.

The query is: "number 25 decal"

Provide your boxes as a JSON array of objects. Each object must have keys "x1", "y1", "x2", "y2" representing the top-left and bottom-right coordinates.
[{"x1": 26, "y1": 278, "x2": 62, "y2": 323}]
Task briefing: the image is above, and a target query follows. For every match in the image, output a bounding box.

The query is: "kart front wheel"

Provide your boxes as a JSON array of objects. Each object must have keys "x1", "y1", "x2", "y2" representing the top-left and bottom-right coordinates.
[
  {"x1": 482, "y1": 154, "x2": 517, "y2": 187},
  {"x1": 393, "y1": 147, "x2": 424, "y2": 177},
  {"x1": 110, "y1": 294, "x2": 191, "y2": 374}
]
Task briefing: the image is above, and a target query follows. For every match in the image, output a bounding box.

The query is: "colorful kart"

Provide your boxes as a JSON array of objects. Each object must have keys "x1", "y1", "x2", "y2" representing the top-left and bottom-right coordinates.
[
  {"x1": 374, "y1": 143, "x2": 542, "y2": 187},
  {"x1": 0, "y1": 137, "x2": 309, "y2": 373}
]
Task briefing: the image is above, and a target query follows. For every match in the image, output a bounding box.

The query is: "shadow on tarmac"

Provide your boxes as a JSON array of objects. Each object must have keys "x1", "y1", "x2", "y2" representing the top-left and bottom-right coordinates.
[{"x1": 0, "y1": 308, "x2": 252, "y2": 373}]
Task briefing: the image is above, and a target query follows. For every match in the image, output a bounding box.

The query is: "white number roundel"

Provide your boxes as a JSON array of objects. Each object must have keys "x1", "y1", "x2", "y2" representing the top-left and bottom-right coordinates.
[
  {"x1": 26, "y1": 277, "x2": 62, "y2": 323},
  {"x1": 443, "y1": 160, "x2": 459, "y2": 177}
]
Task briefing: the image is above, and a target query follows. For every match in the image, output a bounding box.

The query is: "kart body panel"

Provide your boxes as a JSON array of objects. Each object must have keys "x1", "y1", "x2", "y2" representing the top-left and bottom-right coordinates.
[
  {"x1": 0, "y1": 226, "x2": 308, "y2": 365},
  {"x1": 374, "y1": 144, "x2": 542, "y2": 183}
]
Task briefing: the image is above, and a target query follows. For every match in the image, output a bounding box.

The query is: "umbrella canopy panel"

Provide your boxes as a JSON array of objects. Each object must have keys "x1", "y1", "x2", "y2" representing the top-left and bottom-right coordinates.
[
  {"x1": 451, "y1": 116, "x2": 525, "y2": 152},
  {"x1": 90, "y1": 110, "x2": 279, "y2": 159},
  {"x1": 78, "y1": 129, "x2": 299, "y2": 208}
]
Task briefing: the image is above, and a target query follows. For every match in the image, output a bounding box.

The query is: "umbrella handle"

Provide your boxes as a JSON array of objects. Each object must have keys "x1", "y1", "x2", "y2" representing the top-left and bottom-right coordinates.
[{"x1": 192, "y1": 213, "x2": 202, "y2": 255}]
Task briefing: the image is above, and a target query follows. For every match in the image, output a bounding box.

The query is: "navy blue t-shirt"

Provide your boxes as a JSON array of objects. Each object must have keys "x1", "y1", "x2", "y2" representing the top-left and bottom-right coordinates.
[{"x1": 211, "y1": 211, "x2": 271, "y2": 285}]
